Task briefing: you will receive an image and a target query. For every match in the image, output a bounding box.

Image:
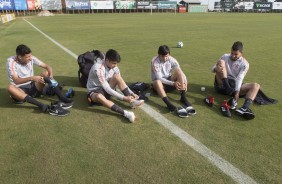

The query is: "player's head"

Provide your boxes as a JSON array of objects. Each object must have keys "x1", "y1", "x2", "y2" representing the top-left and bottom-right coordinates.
[
  {"x1": 158, "y1": 45, "x2": 170, "y2": 62},
  {"x1": 105, "y1": 49, "x2": 121, "y2": 69},
  {"x1": 16, "y1": 44, "x2": 31, "y2": 56},
  {"x1": 16, "y1": 44, "x2": 32, "y2": 64},
  {"x1": 230, "y1": 41, "x2": 243, "y2": 61}
]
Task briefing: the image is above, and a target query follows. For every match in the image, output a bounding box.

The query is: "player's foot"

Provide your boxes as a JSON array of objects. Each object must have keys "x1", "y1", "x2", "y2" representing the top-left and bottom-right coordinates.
[
  {"x1": 130, "y1": 99, "x2": 144, "y2": 109},
  {"x1": 220, "y1": 100, "x2": 231, "y2": 117},
  {"x1": 235, "y1": 107, "x2": 255, "y2": 120},
  {"x1": 204, "y1": 96, "x2": 214, "y2": 107},
  {"x1": 49, "y1": 104, "x2": 70, "y2": 117},
  {"x1": 124, "y1": 110, "x2": 135, "y2": 123},
  {"x1": 51, "y1": 101, "x2": 73, "y2": 109},
  {"x1": 185, "y1": 106, "x2": 196, "y2": 115},
  {"x1": 176, "y1": 107, "x2": 188, "y2": 118},
  {"x1": 227, "y1": 97, "x2": 237, "y2": 110}
]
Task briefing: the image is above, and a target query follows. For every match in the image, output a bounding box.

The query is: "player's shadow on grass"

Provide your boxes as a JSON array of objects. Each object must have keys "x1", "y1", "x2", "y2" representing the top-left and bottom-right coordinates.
[{"x1": 54, "y1": 76, "x2": 82, "y2": 87}]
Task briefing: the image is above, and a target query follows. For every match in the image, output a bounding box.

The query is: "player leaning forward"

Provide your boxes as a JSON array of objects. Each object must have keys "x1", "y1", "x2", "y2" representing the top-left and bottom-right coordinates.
[
  {"x1": 87, "y1": 49, "x2": 144, "y2": 123},
  {"x1": 151, "y1": 45, "x2": 196, "y2": 117},
  {"x1": 211, "y1": 41, "x2": 260, "y2": 119}
]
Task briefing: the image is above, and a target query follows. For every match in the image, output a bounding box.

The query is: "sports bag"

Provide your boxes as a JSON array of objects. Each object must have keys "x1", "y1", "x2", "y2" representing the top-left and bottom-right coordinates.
[{"x1": 77, "y1": 50, "x2": 104, "y2": 87}]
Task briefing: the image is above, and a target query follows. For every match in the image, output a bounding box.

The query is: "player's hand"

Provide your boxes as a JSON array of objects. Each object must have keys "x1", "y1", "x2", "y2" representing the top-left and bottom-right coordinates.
[
  {"x1": 131, "y1": 94, "x2": 139, "y2": 100},
  {"x1": 33, "y1": 76, "x2": 45, "y2": 84},
  {"x1": 124, "y1": 96, "x2": 135, "y2": 103}
]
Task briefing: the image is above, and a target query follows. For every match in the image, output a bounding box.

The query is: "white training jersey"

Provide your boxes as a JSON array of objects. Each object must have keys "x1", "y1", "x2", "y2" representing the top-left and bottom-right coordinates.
[
  {"x1": 87, "y1": 58, "x2": 125, "y2": 100},
  {"x1": 6, "y1": 56, "x2": 44, "y2": 87},
  {"x1": 211, "y1": 53, "x2": 249, "y2": 91},
  {"x1": 151, "y1": 55, "x2": 186, "y2": 86}
]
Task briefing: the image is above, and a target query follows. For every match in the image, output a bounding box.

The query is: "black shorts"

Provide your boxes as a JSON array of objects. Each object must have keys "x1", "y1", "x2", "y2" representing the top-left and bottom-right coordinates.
[
  {"x1": 214, "y1": 77, "x2": 236, "y2": 96},
  {"x1": 163, "y1": 84, "x2": 176, "y2": 93},
  {"x1": 87, "y1": 88, "x2": 111, "y2": 106},
  {"x1": 20, "y1": 82, "x2": 41, "y2": 98}
]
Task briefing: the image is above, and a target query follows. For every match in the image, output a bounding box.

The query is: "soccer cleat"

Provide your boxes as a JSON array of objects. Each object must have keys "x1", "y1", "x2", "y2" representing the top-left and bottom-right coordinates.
[
  {"x1": 220, "y1": 100, "x2": 231, "y2": 117},
  {"x1": 204, "y1": 96, "x2": 214, "y2": 107},
  {"x1": 50, "y1": 79, "x2": 58, "y2": 88},
  {"x1": 235, "y1": 107, "x2": 255, "y2": 120},
  {"x1": 185, "y1": 106, "x2": 196, "y2": 115},
  {"x1": 49, "y1": 104, "x2": 70, "y2": 117},
  {"x1": 124, "y1": 110, "x2": 136, "y2": 123},
  {"x1": 51, "y1": 101, "x2": 73, "y2": 109},
  {"x1": 227, "y1": 97, "x2": 237, "y2": 110},
  {"x1": 176, "y1": 107, "x2": 188, "y2": 118},
  {"x1": 130, "y1": 99, "x2": 144, "y2": 109}
]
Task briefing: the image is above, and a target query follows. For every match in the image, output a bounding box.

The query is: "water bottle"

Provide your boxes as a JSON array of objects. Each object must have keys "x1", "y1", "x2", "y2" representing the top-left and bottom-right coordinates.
[{"x1": 65, "y1": 88, "x2": 74, "y2": 98}]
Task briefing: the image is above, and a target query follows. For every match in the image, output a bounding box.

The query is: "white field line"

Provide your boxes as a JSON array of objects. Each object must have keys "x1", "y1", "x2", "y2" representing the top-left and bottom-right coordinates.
[{"x1": 23, "y1": 18, "x2": 258, "y2": 184}]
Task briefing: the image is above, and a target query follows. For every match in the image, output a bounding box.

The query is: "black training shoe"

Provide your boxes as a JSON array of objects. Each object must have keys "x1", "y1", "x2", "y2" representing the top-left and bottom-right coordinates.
[
  {"x1": 175, "y1": 107, "x2": 188, "y2": 118},
  {"x1": 235, "y1": 107, "x2": 255, "y2": 120},
  {"x1": 204, "y1": 96, "x2": 214, "y2": 107},
  {"x1": 49, "y1": 104, "x2": 70, "y2": 117},
  {"x1": 185, "y1": 106, "x2": 196, "y2": 115},
  {"x1": 51, "y1": 101, "x2": 73, "y2": 109},
  {"x1": 220, "y1": 100, "x2": 231, "y2": 117},
  {"x1": 227, "y1": 97, "x2": 237, "y2": 110}
]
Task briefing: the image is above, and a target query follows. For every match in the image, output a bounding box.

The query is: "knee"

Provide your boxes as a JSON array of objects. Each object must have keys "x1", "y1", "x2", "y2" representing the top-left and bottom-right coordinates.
[
  {"x1": 7, "y1": 84, "x2": 15, "y2": 93},
  {"x1": 112, "y1": 74, "x2": 121, "y2": 80},
  {"x1": 152, "y1": 80, "x2": 162, "y2": 88},
  {"x1": 95, "y1": 93, "x2": 105, "y2": 102},
  {"x1": 41, "y1": 71, "x2": 49, "y2": 77},
  {"x1": 253, "y1": 83, "x2": 260, "y2": 90}
]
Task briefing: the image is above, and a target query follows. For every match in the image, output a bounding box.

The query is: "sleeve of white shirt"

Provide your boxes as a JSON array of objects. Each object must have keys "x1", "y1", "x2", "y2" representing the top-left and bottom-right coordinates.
[
  {"x1": 152, "y1": 58, "x2": 174, "y2": 86},
  {"x1": 7, "y1": 57, "x2": 16, "y2": 84},
  {"x1": 31, "y1": 56, "x2": 44, "y2": 66},
  {"x1": 235, "y1": 60, "x2": 249, "y2": 91}
]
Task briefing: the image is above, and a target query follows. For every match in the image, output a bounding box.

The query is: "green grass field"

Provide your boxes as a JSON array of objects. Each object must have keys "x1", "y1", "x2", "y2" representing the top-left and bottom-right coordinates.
[{"x1": 0, "y1": 13, "x2": 281, "y2": 183}]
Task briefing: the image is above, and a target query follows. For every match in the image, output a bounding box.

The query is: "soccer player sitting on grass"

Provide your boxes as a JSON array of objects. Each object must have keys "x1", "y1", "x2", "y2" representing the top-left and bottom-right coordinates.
[
  {"x1": 6, "y1": 44, "x2": 73, "y2": 116},
  {"x1": 210, "y1": 41, "x2": 260, "y2": 119},
  {"x1": 151, "y1": 45, "x2": 196, "y2": 118},
  {"x1": 87, "y1": 49, "x2": 144, "y2": 123}
]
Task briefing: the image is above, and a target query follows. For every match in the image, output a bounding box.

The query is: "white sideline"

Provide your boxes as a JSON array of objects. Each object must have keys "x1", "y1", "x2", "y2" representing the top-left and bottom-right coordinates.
[{"x1": 23, "y1": 18, "x2": 258, "y2": 184}]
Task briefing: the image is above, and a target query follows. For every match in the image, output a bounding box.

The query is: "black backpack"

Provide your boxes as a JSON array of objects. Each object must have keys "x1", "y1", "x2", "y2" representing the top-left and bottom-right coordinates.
[{"x1": 77, "y1": 50, "x2": 104, "y2": 88}]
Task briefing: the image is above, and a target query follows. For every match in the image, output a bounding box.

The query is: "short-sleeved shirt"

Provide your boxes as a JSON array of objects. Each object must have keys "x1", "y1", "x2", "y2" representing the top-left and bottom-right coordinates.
[
  {"x1": 211, "y1": 54, "x2": 249, "y2": 92},
  {"x1": 6, "y1": 56, "x2": 44, "y2": 87},
  {"x1": 151, "y1": 55, "x2": 186, "y2": 86},
  {"x1": 87, "y1": 58, "x2": 124, "y2": 100}
]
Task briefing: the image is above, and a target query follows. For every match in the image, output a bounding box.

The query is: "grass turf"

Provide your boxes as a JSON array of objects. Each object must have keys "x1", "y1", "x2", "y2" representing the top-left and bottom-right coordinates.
[{"x1": 0, "y1": 13, "x2": 281, "y2": 183}]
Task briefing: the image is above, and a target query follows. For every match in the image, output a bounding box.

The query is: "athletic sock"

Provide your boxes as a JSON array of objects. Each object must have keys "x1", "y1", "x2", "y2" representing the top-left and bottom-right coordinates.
[
  {"x1": 111, "y1": 104, "x2": 124, "y2": 115},
  {"x1": 121, "y1": 87, "x2": 131, "y2": 96},
  {"x1": 162, "y1": 97, "x2": 176, "y2": 111},
  {"x1": 24, "y1": 96, "x2": 45, "y2": 111},
  {"x1": 53, "y1": 86, "x2": 72, "y2": 103},
  {"x1": 180, "y1": 90, "x2": 192, "y2": 107},
  {"x1": 242, "y1": 98, "x2": 253, "y2": 109}
]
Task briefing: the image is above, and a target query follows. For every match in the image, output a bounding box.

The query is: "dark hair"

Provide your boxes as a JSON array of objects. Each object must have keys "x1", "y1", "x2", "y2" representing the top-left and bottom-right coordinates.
[
  {"x1": 105, "y1": 49, "x2": 121, "y2": 63},
  {"x1": 158, "y1": 45, "x2": 170, "y2": 55},
  {"x1": 16, "y1": 44, "x2": 31, "y2": 56},
  {"x1": 231, "y1": 41, "x2": 243, "y2": 52}
]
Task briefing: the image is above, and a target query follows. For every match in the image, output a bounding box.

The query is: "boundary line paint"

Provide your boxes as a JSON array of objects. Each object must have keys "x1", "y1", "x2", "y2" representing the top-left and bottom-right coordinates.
[{"x1": 23, "y1": 18, "x2": 257, "y2": 184}]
